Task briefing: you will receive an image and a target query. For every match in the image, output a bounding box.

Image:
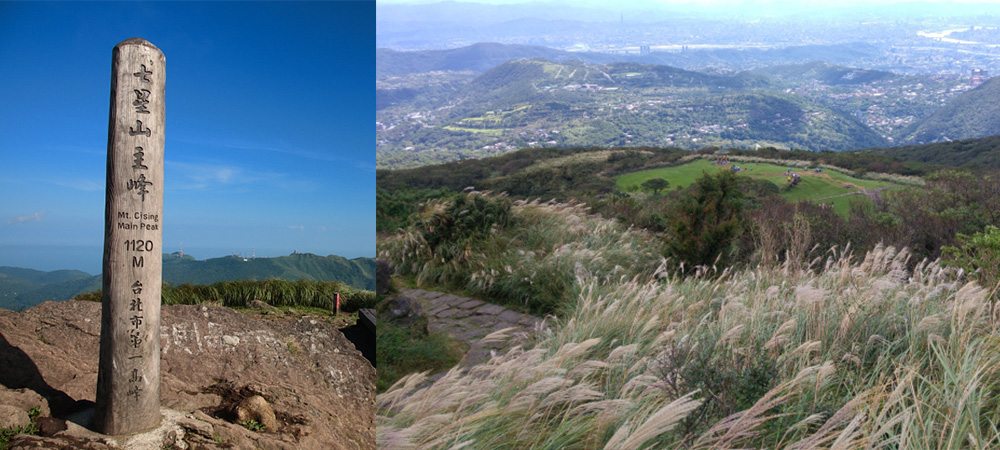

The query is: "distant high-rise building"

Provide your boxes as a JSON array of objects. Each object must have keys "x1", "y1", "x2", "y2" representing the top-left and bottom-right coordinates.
[
  {"x1": 640, "y1": 45, "x2": 650, "y2": 56},
  {"x1": 972, "y1": 69, "x2": 990, "y2": 86}
]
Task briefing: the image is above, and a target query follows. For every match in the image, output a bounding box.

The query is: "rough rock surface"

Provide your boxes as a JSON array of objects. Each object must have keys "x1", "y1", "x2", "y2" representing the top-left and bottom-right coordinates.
[
  {"x1": 0, "y1": 300, "x2": 374, "y2": 449},
  {"x1": 375, "y1": 259, "x2": 392, "y2": 296},
  {"x1": 378, "y1": 295, "x2": 424, "y2": 330},
  {"x1": 235, "y1": 395, "x2": 278, "y2": 431},
  {"x1": 0, "y1": 404, "x2": 30, "y2": 429}
]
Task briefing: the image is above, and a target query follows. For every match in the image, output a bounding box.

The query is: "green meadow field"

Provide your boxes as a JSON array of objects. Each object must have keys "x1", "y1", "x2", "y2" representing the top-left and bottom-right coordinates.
[{"x1": 616, "y1": 158, "x2": 893, "y2": 215}]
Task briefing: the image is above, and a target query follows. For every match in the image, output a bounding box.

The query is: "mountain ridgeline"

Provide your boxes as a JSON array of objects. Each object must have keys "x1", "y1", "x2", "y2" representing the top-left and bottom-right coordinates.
[
  {"x1": 0, "y1": 253, "x2": 375, "y2": 311},
  {"x1": 898, "y1": 76, "x2": 1000, "y2": 144},
  {"x1": 377, "y1": 57, "x2": 894, "y2": 168},
  {"x1": 377, "y1": 43, "x2": 1000, "y2": 170}
]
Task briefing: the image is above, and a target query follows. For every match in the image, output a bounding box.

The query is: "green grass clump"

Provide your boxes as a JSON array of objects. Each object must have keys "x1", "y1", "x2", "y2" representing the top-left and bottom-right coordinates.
[
  {"x1": 376, "y1": 318, "x2": 464, "y2": 393},
  {"x1": 240, "y1": 419, "x2": 265, "y2": 432},
  {"x1": 0, "y1": 420, "x2": 39, "y2": 450},
  {"x1": 74, "y1": 279, "x2": 376, "y2": 312},
  {"x1": 379, "y1": 192, "x2": 663, "y2": 315}
]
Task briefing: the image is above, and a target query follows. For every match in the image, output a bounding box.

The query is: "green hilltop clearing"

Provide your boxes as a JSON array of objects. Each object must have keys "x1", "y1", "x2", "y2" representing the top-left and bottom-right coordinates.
[{"x1": 617, "y1": 158, "x2": 894, "y2": 215}]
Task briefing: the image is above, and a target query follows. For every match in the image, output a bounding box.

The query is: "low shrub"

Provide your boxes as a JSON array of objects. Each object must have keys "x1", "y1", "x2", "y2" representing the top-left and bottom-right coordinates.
[
  {"x1": 376, "y1": 318, "x2": 463, "y2": 393},
  {"x1": 74, "y1": 279, "x2": 376, "y2": 312}
]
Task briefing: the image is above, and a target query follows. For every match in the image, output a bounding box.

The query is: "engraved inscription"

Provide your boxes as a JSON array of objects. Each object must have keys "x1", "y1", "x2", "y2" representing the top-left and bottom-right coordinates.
[
  {"x1": 127, "y1": 174, "x2": 152, "y2": 201},
  {"x1": 129, "y1": 328, "x2": 143, "y2": 348},
  {"x1": 126, "y1": 385, "x2": 142, "y2": 401},
  {"x1": 133, "y1": 64, "x2": 152, "y2": 82},
  {"x1": 129, "y1": 120, "x2": 152, "y2": 137},
  {"x1": 133, "y1": 89, "x2": 151, "y2": 114},
  {"x1": 124, "y1": 239, "x2": 154, "y2": 252},
  {"x1": 132, "y1": 147, "x2": 147, "y2": 170}
]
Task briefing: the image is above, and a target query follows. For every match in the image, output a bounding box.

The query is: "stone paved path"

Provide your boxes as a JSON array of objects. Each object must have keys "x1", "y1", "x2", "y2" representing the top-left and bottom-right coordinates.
[{"x1": 400, "y1": 288, "x2": 544, "y2": 367}]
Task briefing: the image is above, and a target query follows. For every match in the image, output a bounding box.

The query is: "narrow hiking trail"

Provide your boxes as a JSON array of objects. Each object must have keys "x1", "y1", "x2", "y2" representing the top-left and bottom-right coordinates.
[
  {"x1": 399, "y1": 288, "x2": 544, "y2": 367},
  {"x1": 811, "y1": 186, "x2": 891, "y2": 203}
]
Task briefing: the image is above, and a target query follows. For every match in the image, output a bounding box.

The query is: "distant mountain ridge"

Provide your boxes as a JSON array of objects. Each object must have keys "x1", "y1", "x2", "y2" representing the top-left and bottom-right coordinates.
[
  {"x1": 754, "y1": 61, "x2": 895, "y2": 86},
  {"x1": 0, "y1": 252, "x2": 375, "y2": 311},
  {"x1": 377, "y1": 43, "x2": 597, "y2": 76},
  {"x1": 377, "y1": 57, "x2": 889, "y2": 168},
  {"x1": 376, "y1": 42, "x2": 884, "y2": 77},
  {"x1": 857, "y1": 134, "x2": 1000, "y2": 169}
]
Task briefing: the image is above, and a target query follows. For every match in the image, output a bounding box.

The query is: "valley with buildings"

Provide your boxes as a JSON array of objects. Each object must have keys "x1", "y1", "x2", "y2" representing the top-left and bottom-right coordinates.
[{"x1": 377, "y1": 3, "x2": 1000, "y2": 168}]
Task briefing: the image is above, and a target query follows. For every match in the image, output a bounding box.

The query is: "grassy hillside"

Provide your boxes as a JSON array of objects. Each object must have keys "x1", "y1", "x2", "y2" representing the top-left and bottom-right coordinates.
[
  {"x1": 0, "y1": 253, "x2": 375, "y2": 310},
  {"x1": 617, "y1": 158, "x2": 893, "y2": 215},
  {"x1": 753, "y1": 61, "x2": 895, "y2": 86},
  {"x1": 858, "y1": 134, "x2": 1000, "y2": 170},
  {"x1": 378, "y1": 188, "x2": 1000, "y2": 448},
  {"x1": 0, "y1": 267, "x2": 93, "y2": 310},
  {"x1": 900, "y1": 76, "x2": 1000, "y2": 144},
  {"x1": 379, "y1": 242, "x2": 997, "y2": 448},
  {"x1": 377, "y1": 58, "x2": 892, "y2": 169}
]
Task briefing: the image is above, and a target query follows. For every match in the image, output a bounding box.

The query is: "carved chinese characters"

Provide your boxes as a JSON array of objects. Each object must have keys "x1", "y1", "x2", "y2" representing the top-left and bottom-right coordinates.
[{"x1": 95, "y1": 38, "x2": 165, "y2": 435}]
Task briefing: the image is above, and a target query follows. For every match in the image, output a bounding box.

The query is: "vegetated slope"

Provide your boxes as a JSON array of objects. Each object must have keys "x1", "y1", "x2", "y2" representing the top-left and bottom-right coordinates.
[
  {"x1": 379, "y1": 243, "x2": 992, "y2": 448},
  {"x1": 899, "y1": 76, "x2": 1000, "y2": 144},
  {"x1": 0, "y1": 267, "x2": 93, "y2": 311},
  {"x1": 617, "y1": 158, "x2": 892, "y2": 215},
  {"x1": 377, "y1": 58, "x2": 888, "y2": 169},
  {"x1": 857, "y1": 134, "x2": 1000, "y2": 169},
  {"x1": 0, "y1": 253, "x2": 375, "y2": 310},
  {"x1": 0, "y1": 267, "x2": 90, "y2": 284},
  {"x1": 379, "y1": 184, "x2": 1000, "y2": 447},
  {"x1": 451, "y1": 59, "x2": 751, "y2": 110},
  {"x1": 753, "y1": 61, "x2": 895, "y2": 86},
  {"x1": 161, "y1": 253, "x2": 375, "y2": 290}
]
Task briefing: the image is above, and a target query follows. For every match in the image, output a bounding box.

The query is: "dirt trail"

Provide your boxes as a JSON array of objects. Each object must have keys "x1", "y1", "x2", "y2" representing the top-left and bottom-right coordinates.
[{"x1": 812, "y1": 186, "x2": 891, "y2": 202}]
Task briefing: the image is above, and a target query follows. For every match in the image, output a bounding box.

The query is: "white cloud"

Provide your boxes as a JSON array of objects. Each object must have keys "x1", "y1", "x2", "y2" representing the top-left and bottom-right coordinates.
[
  {"x1": 289, "y1": 225, "x2": 305, "y2": 231},
  {"x1": 53, "y1": 179, "x2": 103, "y2": 192},
  {"x1": 175, "y1": 137, "x2": 360, "y2": 164},
  {"x1": 166, "y1": 161, "x2": 286, "y2": 190},
  {"x1": 7, "y1": 211, "x2": 46, "y2": 225}
]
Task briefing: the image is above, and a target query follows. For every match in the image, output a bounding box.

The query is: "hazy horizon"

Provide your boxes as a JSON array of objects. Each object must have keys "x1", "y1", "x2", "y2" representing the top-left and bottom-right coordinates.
[{"x1": 378, "y1": 0, "x2": 1000, "y2": 52}]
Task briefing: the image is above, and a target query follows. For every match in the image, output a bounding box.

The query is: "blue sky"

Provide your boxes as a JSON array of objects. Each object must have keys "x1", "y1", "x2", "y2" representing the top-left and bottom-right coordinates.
[{"x1": 0, "y1": 1, "x2": 374, "y2": 274}]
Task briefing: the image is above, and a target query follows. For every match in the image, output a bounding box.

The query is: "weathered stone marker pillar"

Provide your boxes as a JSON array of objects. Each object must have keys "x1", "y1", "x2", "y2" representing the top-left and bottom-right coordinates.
[{"x1": 96, "y1": 37, "x2": 165, "y2": 435}]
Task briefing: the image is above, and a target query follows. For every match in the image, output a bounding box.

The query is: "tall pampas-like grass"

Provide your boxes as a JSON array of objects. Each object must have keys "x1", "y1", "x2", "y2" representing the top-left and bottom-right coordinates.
[{"x1": 379, "y1": 192, "x2": 1000, "y2": 449}]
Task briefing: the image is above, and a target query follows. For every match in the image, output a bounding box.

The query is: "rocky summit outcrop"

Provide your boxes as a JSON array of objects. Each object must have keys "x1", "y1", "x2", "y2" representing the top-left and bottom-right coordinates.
[{"x1": 0, "y1": 300, "x2": 374, "y2": 449}]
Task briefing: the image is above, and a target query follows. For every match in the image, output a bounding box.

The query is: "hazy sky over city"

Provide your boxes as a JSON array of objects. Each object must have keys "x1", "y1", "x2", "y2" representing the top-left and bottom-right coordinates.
[
  {"x1": 378, "y1": 0, "x2": 1000, "y2": 21},
  {"x1": 1, "y1": 1, "x2": 374, "y2": 273}
]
